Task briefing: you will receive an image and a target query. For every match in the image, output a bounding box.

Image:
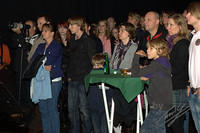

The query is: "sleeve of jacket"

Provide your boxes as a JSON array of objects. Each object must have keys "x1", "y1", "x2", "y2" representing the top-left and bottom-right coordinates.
[
  {"x1": 131, "y1": 54, "x2": 156, "y2": 77},
  {"x1": 170, "y1": 40, "x2": 189, "y2": 76},
  {"x1": 45, "y1": 42, "x2": 62, "y2": 72}
]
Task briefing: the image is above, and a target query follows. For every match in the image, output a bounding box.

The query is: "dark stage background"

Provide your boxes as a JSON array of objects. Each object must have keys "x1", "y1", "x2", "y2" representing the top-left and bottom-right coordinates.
[{"x1": 0, "y1": 0, "x2": 195, "y2": 34}]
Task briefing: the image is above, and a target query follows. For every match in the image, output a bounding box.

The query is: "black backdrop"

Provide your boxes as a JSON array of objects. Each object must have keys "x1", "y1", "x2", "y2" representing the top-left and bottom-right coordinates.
[{"x1": 0, "y1": 0, "x2": 195, "y2": 33}]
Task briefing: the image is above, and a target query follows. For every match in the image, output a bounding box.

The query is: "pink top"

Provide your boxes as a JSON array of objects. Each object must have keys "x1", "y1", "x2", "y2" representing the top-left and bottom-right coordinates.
[{"x1": 99, "y1": 36, "x2": 111, "y2": 57}]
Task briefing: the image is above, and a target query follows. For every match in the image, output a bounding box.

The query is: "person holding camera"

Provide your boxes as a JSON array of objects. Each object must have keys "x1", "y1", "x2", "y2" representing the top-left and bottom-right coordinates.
[{"x1": 6, "y1": 21, "x2": 32, "y2": 124}]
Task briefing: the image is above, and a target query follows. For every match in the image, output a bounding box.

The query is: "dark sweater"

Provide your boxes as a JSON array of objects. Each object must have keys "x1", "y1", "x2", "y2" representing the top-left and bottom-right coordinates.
[
  {"x1": 132, "y1": 55, "x2": 172, "y2": 110},
  {"x1": 170, "y1": 39, "x2": 189, "y2": 90},
  {"x1": 67, "y1": 32, "x2": 96, "y2": 81}
]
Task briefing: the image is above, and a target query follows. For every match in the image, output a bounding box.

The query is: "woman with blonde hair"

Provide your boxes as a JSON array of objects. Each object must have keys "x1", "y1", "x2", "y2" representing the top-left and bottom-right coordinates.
[
  {"x1": 97, "y1": 20, "x2": 112, "y2": 57},
  {"x1": 166, "y1": 13, "x2": 190, "y2": 133}
]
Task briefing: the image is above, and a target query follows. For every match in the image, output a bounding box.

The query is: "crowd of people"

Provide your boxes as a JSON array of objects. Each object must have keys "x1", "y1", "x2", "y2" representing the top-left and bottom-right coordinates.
[{"x1": 0, "y1": 1, "x2": 200, "y2": 133}]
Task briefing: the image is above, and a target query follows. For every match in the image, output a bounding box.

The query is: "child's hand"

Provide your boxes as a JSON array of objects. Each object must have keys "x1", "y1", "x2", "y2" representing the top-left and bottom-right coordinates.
[{"x1": 140, "y1": 77, "x2": 149, "y2": 81}]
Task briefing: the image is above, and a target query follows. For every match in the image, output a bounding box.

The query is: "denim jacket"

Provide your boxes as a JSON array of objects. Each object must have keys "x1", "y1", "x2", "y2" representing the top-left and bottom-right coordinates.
[{"x1": 30, "y1": 64, "x2": 52, "y2": 103}]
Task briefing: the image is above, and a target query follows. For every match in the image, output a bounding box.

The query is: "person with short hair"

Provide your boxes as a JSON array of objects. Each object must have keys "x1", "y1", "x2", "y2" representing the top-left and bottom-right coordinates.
[
  {"x1": 25, "y1": 19, "x2": 39, "y2": 46},
  {"x1": 27, "y1": 16, "x2": 51, "y2": 62},
  {"x1": 137, "y1": 11, "x2": 168, "y2": 66},
  {"x1": 110, "y1": 22, "x2": 138, "y2": 132},
  {"x1": 88, "y1": 53, "x2": 112, "y2": 133},
  {"x1": 67, "y1": 16, "x2": 96, "y2": 133},
  {"x1": 186, "y1": 2, "x2": 200, "y2": 132}
]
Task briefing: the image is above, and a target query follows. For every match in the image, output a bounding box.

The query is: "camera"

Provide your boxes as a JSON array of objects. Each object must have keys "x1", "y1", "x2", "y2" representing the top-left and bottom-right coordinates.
[{"x1": 8, "y1": 22, "x2": 30, "y2": 30}]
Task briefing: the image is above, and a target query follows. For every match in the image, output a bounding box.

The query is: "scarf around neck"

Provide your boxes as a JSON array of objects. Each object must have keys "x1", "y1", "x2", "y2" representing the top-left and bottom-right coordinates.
[
  {"x1": 166, "y1": 34, "x2": 177, "y2": 51},
  {"x1": 111, "y1": 40, "x2": 133, "y2": 69}
]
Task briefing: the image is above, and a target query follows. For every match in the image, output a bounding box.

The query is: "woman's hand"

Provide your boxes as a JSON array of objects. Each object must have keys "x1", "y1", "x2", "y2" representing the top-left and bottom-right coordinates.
[{"x1": 45, "y1": 65, "x2": 52, "y2": 71}]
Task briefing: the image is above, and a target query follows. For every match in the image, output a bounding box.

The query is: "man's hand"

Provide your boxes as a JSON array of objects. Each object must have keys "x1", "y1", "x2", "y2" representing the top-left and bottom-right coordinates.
[
  {"x1": 193, "y1": 88, "x2": 200, "y2": 100},
  {"x1": 187, "y1": 86, "x2": 190, "y2": 97},
  {"x1": 136, "y1": 50, "x2": 147, "y2": 57},
  {"x1": 68, "y1": 78, "x2": 72, "y2": 81}
]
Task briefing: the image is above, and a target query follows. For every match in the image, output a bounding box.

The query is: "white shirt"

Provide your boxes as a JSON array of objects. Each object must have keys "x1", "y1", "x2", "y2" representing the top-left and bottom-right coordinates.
[
  {"x1": 189, "y1": 30, "x2": 200, "y2": 88},
  {"x1": 26, "y1": 34, "x2": 39, "y2": 45}
]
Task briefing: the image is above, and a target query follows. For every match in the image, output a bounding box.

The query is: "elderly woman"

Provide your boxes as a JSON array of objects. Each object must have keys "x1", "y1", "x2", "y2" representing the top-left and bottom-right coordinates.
[{"x1": 166, "y1": 13, "x2": 190, "y2": 133}]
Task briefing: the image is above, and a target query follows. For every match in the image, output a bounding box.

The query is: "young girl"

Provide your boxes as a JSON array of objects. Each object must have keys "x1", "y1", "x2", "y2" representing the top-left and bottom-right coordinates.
[{"x1": 131, "y1": 38, "x2": 172, "y2": 133}]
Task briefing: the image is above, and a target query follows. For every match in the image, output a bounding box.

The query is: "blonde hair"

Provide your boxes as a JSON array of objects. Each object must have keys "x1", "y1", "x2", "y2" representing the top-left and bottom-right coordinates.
[
  {"x1": 91, "y1": 53, "x2": 105, "y2": 66},
  {"x1": 97, "y1": 20, "x2": 110, "y2": 38},
  {"x1": 68, "y1": 16, "x2": 85, "y2": 31},
  {"x1": 128, "y1": 12, "x2": 141, "y2": 27},
  {"x1": 147, "y1": 38, "x2": 170, "y2": 58},
  {"x1": 187, "y1": 1, "x2": 200, "y2": 20},
  {"x1": 169, "y1": 13, "x2": 189, "y2": 44}
]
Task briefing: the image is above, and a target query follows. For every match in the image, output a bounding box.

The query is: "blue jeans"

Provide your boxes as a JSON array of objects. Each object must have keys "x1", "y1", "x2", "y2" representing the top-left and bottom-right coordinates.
[
  {"x1": 172, "y1": 89, "x2": 189, "y2": 133},
  {"x1": 68, "y1": 80, "x2": 91, "y2": 133},
  {"x1": 90, "y1": 110, "x2": 108, "y2": 133},
  {"x1": 87, "y1": 85, "x2": 112, "y2": 133},
  {"x1": 38, "y1": 80, "x2": 62, "y2": 133},
  {"x1": 188, "y1": 92, "x2": 200, "y2": 133},
  {"x1": 141, "y1": 109, "x2": 166, "y2": 133}
]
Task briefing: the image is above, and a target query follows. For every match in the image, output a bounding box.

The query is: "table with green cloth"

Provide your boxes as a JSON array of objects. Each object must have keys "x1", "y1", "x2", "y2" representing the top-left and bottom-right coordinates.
[{"x1": 84, "y1": 69, "x2": 147, "y2": 133}]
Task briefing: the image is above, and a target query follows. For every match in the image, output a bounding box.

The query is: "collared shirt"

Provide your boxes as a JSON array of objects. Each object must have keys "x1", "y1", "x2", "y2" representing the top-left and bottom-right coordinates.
[
  {"x1": 28, "y1": 34, "x2": 40, "y2": 45},
  {"x1": 189, "y1": 30, "x2": 200, "y2": 88}
]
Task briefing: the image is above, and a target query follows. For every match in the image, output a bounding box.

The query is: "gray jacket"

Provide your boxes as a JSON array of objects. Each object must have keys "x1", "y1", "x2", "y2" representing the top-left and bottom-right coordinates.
[
  {"x1": 27, "y1": 35, "x2": 45, "y2": 62},
  {"x1": 110, "y1": 40, "x2": 138, "y2": 69}
]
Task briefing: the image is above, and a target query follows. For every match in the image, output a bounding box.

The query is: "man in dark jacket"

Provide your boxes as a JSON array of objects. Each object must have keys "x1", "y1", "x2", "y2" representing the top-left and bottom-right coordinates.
[
  {"x1": 67, "y1": 16, "x2": 96, "y2": 133},
  {"x1": 138, "y1": 11, "x2": 168, "y2": 65}
]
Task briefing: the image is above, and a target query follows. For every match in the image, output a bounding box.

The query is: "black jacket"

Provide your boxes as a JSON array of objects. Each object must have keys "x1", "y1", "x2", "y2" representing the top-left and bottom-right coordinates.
[
  {"x1": 138, "y1": 25, "x2": 168, "y2": 66},
  {"x1": 7, "y1": 32, "x2": 31, "y2": 73},
  {"x1": 170, "y1": 39, "x2": 189, "y2": 90},
  {"x1": 67, "y1": 32, "x2": 96, "y2": 81},
  {"x1": 139, "y1": 25, "x2": 168, "y2": 52}
]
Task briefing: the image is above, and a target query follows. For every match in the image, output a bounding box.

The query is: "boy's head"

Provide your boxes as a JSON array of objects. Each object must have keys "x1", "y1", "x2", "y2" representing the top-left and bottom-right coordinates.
[
  {"x1": 147, "y1": 38, "x2": 169, "y2": 60},
  {"x1": 186, "y1": 2, "x2": 200, "y2": 26},
  {"x1": 68, "y1": 16, "x2": 85, "y2": 34},
  {"x1": 92, "y1": 53, "x2": 105, "y2": 69}
]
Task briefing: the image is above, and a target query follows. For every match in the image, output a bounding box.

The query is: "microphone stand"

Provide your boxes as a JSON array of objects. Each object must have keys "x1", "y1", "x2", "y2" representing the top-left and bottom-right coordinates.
[{"x1": 18, "y1": 29, "x2": 29, "y2": 104}]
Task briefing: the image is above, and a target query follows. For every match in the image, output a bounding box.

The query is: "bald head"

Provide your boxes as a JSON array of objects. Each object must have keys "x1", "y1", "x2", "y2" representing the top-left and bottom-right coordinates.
[{"x1": 144, "y1": 11, "x2": 160, "y2": 33}]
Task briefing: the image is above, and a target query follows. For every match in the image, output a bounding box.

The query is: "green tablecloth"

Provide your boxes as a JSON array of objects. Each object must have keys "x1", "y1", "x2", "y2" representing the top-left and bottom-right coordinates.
[{"x1": 84, "y1": 69, "x2": 146, "y2": 103}]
